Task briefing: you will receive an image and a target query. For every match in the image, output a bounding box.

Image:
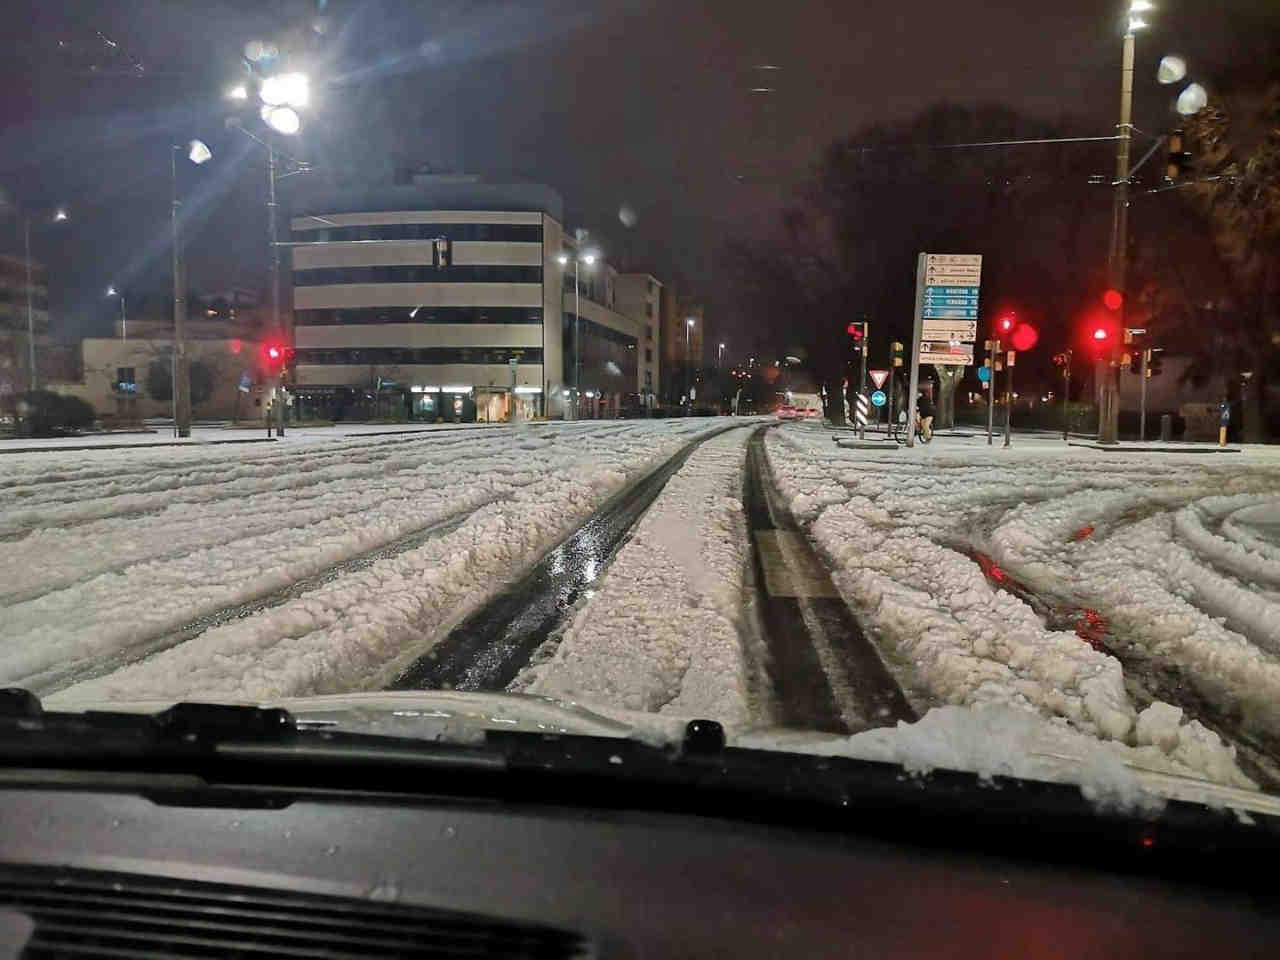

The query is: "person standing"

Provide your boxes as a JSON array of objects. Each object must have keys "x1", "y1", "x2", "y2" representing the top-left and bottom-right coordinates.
[
  {"x1": 1219, "y1": 397, "x2": 1231, "y2": 447},
  {"x1": 916, "y1": 390, "x2": 936, "y2": 442}
]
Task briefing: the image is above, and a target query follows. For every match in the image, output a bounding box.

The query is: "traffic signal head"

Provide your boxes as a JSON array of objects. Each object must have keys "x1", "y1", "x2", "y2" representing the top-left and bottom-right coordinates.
[
  {"x1": 1149, "y1": 350, "x2": 1164, "y2": 376},
  {"x1": 891, "y1": 340, "x2": 904, "y2": 367},
  {"x1": 1093, "y1": 327, "x2": 1109, "y2": 342},
  {"x1": 1010, "y1": 323, "x2": 1039, "y2": 352},
  {"x1": 1166, "y1": 129, "x2": 1192, "y2": 181},
  {"x1": 997, "y1": 314, "x2": 1015, "y2": 334},
  {"x1": 1103, "y1": 289, "x2": 1123, "y2": 312}
]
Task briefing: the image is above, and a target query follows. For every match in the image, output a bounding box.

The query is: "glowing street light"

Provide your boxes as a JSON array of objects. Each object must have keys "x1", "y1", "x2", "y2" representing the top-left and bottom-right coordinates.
[
  {"x1": 260, "y1": 72, "x2": 309, "y2": 109},
  {"x1": 187, "y1": 139, "x2": 213, "y2": 165},
  {"x1": 52, "y1": 209, "x2": 68, "y2": 222},
  {"x1": 264, "y1": 106, "x2": 300, "y2": 135},
  {"x1": 106, "y1": 285, "x2": 127, "y2": 340},
  {"x1": 559, "y1": 248, "x2": 599, "y2": 417},
  {"x1": 226, "y1": 84, "x2": 248, "y2": 101}
]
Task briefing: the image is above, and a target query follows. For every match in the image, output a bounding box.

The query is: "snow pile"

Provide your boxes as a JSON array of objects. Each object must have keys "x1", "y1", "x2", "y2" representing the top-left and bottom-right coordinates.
[
  {"x1": 761, "y1": 426, "x2": 1263, "y2": 790},
  {"x1": 6, "y1": 421, "x2": 715, "y2": 704},
  {"x1": 514, "y1": 428, "x2": 753, "y2": 722}
]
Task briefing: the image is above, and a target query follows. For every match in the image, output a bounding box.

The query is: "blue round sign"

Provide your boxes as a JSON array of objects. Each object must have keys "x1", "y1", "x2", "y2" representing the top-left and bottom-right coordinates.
[
  {"x1": 870, "y1": 390, "x2": 887, "y2": 407},
  {"x1": 977, "y1": 365, "x2": 992, "y2": 383}
]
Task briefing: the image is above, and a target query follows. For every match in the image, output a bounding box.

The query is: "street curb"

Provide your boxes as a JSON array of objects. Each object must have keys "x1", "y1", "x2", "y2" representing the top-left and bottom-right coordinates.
[
  {"x1": 1067, "y1": 442, "x2": 1241, "y2": 454},
  {"x1": 0, "y1": 437, "x2": 278, "y2": 455}
]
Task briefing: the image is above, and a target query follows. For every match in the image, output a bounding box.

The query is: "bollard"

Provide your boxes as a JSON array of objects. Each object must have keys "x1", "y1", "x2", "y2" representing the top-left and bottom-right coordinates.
[{"x1": 1160, "y1": 414, "x2": 1172, "y2": 443}]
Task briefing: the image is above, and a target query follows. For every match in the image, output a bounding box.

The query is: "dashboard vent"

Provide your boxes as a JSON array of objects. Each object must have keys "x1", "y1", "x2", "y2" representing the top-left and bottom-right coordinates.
[{"x1": 0, "y1": 865, "x2": 590, "y2": 959}]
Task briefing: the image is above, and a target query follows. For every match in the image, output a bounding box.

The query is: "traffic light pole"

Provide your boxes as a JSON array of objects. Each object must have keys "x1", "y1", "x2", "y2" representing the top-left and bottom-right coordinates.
[
  {"x1": 1003, "y1": 350, "x2": 1014, "y2": 449},
  {"x1": 1140, "y1": 347, "x2": 1148, "y2": 443},
  {"x1": 986, "y1": 337, "x2": 999, "y2": 446},
  {"x1": 1062, "y1": 350, "x2": 1072, "y2": 443},
  {"x1": 857, "y1": 321, "x2": 869, "y2": 440}
]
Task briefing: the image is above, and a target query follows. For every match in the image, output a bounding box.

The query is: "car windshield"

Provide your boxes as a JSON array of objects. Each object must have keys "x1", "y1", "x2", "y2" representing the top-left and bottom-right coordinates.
[{"x1": 1, "y1": 0, "x2": 1279, "y2": 814}]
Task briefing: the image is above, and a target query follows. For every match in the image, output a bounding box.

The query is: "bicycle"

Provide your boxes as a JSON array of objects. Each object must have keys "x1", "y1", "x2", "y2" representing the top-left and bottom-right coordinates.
[{"x1": 891, "y1": 411, "x2": 932, "y2": 444}]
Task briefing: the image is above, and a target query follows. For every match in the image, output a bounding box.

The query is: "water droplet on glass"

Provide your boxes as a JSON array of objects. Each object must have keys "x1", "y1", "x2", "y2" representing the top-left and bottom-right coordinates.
[
  {"x1": 325, "y1": 845, "x2": 340, "y2": 856},
  {"x1": 109, "y1": 819, "x2": 121, "y2": 829},
  {"x1": 441, "y1": 825, "x2": 457, "y2": 839},
  {"x1": 230, "y1": 820, "x2": 241, "y2": 830}
]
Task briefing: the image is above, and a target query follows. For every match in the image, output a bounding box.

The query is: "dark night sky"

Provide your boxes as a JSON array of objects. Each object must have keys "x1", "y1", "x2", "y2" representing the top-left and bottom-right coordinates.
[{"x1": 0, "y1": 0, "x2": 1262, "y2": 354}]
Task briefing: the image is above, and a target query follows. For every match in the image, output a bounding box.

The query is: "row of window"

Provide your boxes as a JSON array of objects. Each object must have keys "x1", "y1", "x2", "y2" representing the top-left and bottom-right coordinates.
[
  {"x1": 294, "y1": 265, "x2": 543, "y2": 286},
  {"x1": 296, "y1": 307, "x2": 543, "y2": 326},
  {"x1": 563, "y1": 313, "x2": 638, "y2": 349},
  {"x1": 295, "y1": 347, "x2": 544, "y2": 366},
  {"x1": 293, "y1": 223, "x2": 542, "y2": 243}
]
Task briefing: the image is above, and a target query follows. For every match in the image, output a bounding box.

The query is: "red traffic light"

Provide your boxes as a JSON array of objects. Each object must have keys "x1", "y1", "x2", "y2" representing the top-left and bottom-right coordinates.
[
  {"x1": 1010, "y1": 323, "x2": 1039, "y2": 352},
  {"x1": 1093, "y1": 327, "x2": 1110, "y2": 341},
  {"x1": 846, "y1": 322, "x2": 864, "y2": 339},
  {"x1": 1103, "y1": 289, "x2": 1123, "y2": 311},
  {"x1": 997, "y1": 314, "x2": 1016, "y2": 333},
  {"x1": 267, "y1": 345, "x2": 281, "y2": 360}
]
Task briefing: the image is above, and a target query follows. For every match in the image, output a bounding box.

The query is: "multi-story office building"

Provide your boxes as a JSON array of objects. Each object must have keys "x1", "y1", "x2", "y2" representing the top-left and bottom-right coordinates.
[
  {"x1": 0, "y1": 254, "x2": 48, "y2": 395},
  {"x1": 612, "y1": 273, "x2": 661, "y2": 399},
  {"x1": 288, "y1": 174, "x2": 651, "y2": 421}
]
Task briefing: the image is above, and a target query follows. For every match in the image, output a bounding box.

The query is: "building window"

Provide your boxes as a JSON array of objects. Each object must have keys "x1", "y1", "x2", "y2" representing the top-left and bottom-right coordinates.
[
  {"x1": 647, "y1": 279, "x2": 655, "y2": 293},
  {"x1": 115, "y1": 367, "x2": 137, "y2": 393},
  {"x1": 292, "y1": 223, "x2": 542, "y2": 243},
  {"x1": 295, "y1": 307, "x2": 542, "y2": 326},
  {"x1": 646, "y1": 324, "x2": 653, "y2": 340},
  {"x1": 645, "y1": 348, "x2": 653, "y2": 363},
  {"x1": 294, "y1": 265, "x2": 542, "y2": 286},
  {"x1": 294, "y1": 347, "x2": 544, "y2": 366},
  {"x1": 645, "y1": 302, "x2": 653, "y2": 317},
  {"x1": 645, "y1": 370, "x2": 653, "y2": 387}
]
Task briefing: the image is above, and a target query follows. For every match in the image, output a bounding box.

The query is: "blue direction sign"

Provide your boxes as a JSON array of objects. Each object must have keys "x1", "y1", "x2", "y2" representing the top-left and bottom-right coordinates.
[
  {"x1": 977, "y1": 366, "x2": 992, "y2": 383},
  {"x1": 870, "y1": 390, "x2": 887, "y2": 407},
  {"x1": 923, "y1": 284, "x2": 980, "y2": 320}
]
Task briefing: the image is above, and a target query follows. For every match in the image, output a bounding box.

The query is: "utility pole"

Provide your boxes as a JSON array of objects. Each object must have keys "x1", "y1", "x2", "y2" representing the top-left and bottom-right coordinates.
[
  {"x1": 1102, "y1": 24, "x2": 1136, "y2": 445},
  {"x1": 266, "y1": 135, "x2": 285, "y2": 438},
  {"x1": 23, "y1": 218, "x2": 36, "y2": 391},
  {"x1": 170, "y1": 146, "x2": 191, "y2": 438}
]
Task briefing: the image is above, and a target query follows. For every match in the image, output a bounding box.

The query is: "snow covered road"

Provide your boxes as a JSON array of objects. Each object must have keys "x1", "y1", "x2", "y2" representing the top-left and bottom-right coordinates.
[
  {"x1": 763, "y1": 425, "x2": 1280, "y2": 789},
  {"x1": 0, "y1": 421, "x2": 723, "y2": 704}
]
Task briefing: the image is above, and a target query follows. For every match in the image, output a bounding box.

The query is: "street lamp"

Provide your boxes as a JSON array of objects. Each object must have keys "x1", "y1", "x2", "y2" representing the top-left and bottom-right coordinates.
[
  {"x1": 1100, "y1": 1, "x2": 1153, "y2": 444},
  {"x1": 106, "y1": 285, "x2": 127, "y2": 340},
  {"x1": 226, "y1": 69, "x2": 310, "y2": 436},
  {"x1": 20, "y1": 208, "x2": 70, "y2": 390},
  {"x1": 685, "y1": 317, "x2": 695, "y2": 403},
  {"x1": 171, "y1": 138, "x2": 213, "y2": 437},
  {"x1": 558, "y1": 249, "x2": 598, "y2": 419},
  {"x1": 718, "y1": 342, "x2": 726, "y2": 368}
]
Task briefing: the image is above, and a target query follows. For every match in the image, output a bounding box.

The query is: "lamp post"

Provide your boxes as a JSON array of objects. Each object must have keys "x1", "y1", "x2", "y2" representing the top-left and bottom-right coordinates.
[
  {"x1": 20, "y1": 208, "x2": 68, "y2": 390},
  {"x1": 685, "y1": 317, "x2": 695, "y2": 405},
  {"x1": 1100, "y1": 2, "x2": 1151, "y2": 444},
  {"x1": 227, "y1": 71, "x2": 309, "y2": 436},
  {"x1": 718, "y1": 342, "x2": 726, "y2": 368},
  {"x1": 106, "y1": 285, "x2": 127, "y2": 340},
  {"x1": 171, "y1": 139, "x2": 213, "y2": 437},
  {"x1": 557, "y1": 249, "x2": 596, "y2": 419}
]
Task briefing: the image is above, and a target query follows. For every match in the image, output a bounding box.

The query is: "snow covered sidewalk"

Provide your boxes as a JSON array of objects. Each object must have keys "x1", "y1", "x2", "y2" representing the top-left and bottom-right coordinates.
[
  {"x1": 514, "y1": 427, "x2": 754, "y2": 723},
  {"x1": 762, "y1": 426, "x2": 1274, "y2": 789}
]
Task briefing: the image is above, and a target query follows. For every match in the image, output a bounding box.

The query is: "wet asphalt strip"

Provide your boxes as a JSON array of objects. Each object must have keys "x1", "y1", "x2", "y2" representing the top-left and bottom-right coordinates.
[
  {"x1": 391, "y1": 422, "x2": 746, "y2": 693},
  {"x1": 745, "y1": 425, "x2": 917, "y2": 735}
]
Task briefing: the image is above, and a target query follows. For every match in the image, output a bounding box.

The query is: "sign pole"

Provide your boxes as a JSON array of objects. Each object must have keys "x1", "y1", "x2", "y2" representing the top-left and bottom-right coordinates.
[
  {"x1": 986, "y1": 337, "x2": 998, "y2": 446},
  {"x1": 1063, "y1": 351, "x2": 1071, "y2": 443},
  {"x1": 1003, "y1": 350, "x2": 1014, "y2": 448},
  {"x1": 1139, "y1": 347, "x2": 1148, "y2": 443},
  {"x1": 906, "y1": 254, "x2": 926, "y2": 449},
  {"x1": 857, "y1": 321, "x2": 869, "y2": 440}
]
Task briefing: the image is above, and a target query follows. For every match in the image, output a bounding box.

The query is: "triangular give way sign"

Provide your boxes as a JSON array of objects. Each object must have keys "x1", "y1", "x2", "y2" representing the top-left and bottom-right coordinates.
[{"x1": 869, "y1": 369, "x2": 889, "y2": 389}]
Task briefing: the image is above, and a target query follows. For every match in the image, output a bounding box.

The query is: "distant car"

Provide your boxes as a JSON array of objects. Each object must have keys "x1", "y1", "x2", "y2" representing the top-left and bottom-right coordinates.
[{"x1": 776, "y1": 405, "x2": 799, "y2": 421}]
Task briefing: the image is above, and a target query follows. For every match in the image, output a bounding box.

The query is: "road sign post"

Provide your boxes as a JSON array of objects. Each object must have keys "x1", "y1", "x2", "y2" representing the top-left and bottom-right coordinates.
[
  {"x1": 985, "y1": 338, "x2": 1000, "y2": 446},
  {"x1": 1004, "y1": 350, "x2": 1016, "y2": 448},
  {"x1": 907, "y1": 255, "x2": 926, "y2": 448},
  {"x1": 911, "y1": 254, "x2": 982, "y2": 448}
]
